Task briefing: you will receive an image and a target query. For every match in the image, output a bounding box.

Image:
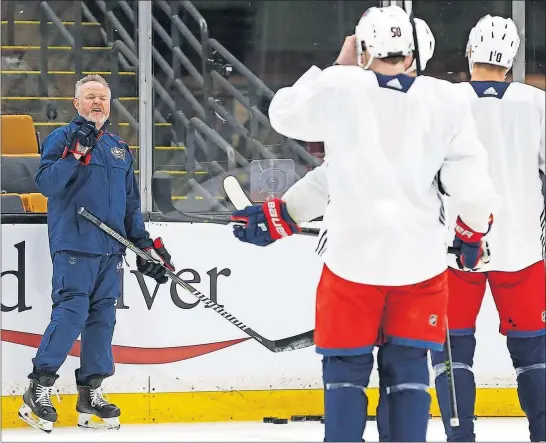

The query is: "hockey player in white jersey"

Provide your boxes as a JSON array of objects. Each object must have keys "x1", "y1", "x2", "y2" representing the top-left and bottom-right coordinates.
[
  {"x1": 278, "y1": 17, "x2": 437, "y2": 443},
  {"x1": 280, "y1": 17, "x2": 437, "y2": 224},
  {"x1": 429, "y1": 15, "x2": 546, "y2": 443},
  {"x1": 231, "y1": 5, "x2": 498, "y2": 442}
]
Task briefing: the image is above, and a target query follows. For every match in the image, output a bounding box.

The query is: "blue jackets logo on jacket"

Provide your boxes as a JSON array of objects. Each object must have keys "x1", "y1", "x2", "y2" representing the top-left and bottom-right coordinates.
[{"x1": 111, "y1": 146, "x2": 126, "y2": 161}]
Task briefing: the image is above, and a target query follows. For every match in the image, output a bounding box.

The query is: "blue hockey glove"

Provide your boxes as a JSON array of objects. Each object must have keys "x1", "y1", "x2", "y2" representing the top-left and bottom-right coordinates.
[
  {"x1": 231, "y1": 198, "x2": 300, "y2": 247},
  {"x1": 453, "y1": 216, "x2": 492, "y2": 271}
]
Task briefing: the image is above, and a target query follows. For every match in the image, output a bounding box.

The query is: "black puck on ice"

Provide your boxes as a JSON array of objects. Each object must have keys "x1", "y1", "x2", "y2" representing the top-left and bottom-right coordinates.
[
  {"x1": 291, "y1": 415, "x2": 323, "y2": 422},
  {"x1": 291, "y1": 415, "x2": 307, "y2": 422},
  {"x1": 308, "y1": 415, "x2": 323, "y2": 422},
  {"x1": 263, "y1": 417, "x2": 277, "y2": 423},
  {"x1": 272, "y1": 418, "x2": 288, "y2": 424}
]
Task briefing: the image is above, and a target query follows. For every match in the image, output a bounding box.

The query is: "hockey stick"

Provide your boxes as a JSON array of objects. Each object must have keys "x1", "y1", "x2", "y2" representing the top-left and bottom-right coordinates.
[
  {"x1": 223, "y1": 175, "x2": 462, "y2": 256},
  {"x1": 151, "y1": 172, "x2": 321, "y2": 237},
  {"x1": 223, "y1": 175, "x2": 256, "y2": 214},
  {"x1": 150, "y1": 172, "x2": 236, "y2": 224},
  {"x1": 444, "y1": 318, "x2": 460, "y2": 427},
  {"x1": 404, "y1": 0, "x2": 422, "y2": 76},
  {"x1": 77, "y1": 207, "x2": 314, "y2": 353}
]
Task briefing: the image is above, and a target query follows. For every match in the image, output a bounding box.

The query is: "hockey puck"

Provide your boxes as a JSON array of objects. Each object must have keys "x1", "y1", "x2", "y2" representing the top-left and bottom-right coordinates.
[
  {"x1": 308, "y1": 415, "x2": 323, "y2": 422},
  {"x1": 263, "y1": 417, "x2": 277, "y2": 423},
  {"x1": 272, "y1": 418, "x2": 288, "y2": 424},
  {"x1": 290, "y1": 415, "x2": 307, "y2": 422},
  {"x1": 290, "y1": 415, "x2": 323, "y2": 422}
]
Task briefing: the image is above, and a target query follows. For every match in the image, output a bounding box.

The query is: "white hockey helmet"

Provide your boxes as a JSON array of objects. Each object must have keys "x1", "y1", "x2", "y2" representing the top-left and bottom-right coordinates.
[
  {"x1": 356, "y1": 5, "x2": 415, "y2": 70},
  {"x1": 408, "y1": 18, "x2": 435, "y2": 73},
  {"x1": 466, "y1": 15, "x2": 520, "y2": 74}
]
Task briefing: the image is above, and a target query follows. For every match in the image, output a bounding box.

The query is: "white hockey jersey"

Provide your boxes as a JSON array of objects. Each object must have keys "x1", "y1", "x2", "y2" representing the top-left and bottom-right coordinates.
[
  {"x1": 445, "y1": 81, "x2": 545, "y2": 272},
  {"x1": 282, "y1": 162, "x2": 330, "y2": 257},
  {"x1": 284, "y1": 162, "x2": 329, "y2": 223},
  {"x1": 269, "y1": 65, "x2": 498, "y2": 286}
]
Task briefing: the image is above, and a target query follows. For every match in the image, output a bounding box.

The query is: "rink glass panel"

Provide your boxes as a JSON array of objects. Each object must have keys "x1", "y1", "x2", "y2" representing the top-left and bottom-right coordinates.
[
  {"x1": 412, "y1": 0, "x2": 513, "y2": 82},
  {"x1": 148, "y1": 1, "x2": 380, "y2": 216},
  {"x1": 1, "y1": 1, "x2": 541, "y2": 218},
  {"x1": 0, "y1": 1, "x2": 140, "y2": 216},
  {"x1": 526, "y1": 0, "x2": 546, "y2": 89}
]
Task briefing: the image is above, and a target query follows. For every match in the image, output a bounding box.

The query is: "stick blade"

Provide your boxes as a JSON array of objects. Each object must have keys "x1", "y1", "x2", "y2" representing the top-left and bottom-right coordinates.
[
  {"x1": 271, "y1": 329, "x2": 315, "y2": 353},
  {"x1": 152, "y1": 172, "x2": 195, "y2": 222},
  {"x1": 223, "y1": 176, "x2": 252, "y2": 210},
  {"x1": 152, "y1": 173, "x2": 235, "y2": 224},
  {"x1": 152, "y1": 172, "x2": 177, "y2": 214}
]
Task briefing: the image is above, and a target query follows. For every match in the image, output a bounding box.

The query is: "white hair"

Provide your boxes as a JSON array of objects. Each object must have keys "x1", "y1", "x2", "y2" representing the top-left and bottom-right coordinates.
[{"x1": 74, "y1": 74, "x2": 111, "y2": 98}]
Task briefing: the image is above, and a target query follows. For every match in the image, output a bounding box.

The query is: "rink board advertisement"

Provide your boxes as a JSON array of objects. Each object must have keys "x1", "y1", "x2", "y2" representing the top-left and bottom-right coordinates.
[{"x1": 1, "y1": 222, "x2": 523, "y2": 427}]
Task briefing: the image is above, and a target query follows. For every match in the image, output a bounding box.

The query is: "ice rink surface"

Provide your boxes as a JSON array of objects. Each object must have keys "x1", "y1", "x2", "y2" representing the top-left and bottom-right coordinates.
[{"x1": 2, "y1": 418, "x2": 530, "y2": 442}]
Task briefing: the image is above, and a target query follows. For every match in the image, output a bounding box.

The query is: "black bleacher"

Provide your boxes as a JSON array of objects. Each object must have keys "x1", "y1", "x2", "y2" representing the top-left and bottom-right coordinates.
[
  {"x1": 1, "y1": 194, "x2": 26, "y2": 213},
  {"x1": 1, "y1": 155, "x2": 40, "y2": 194}
]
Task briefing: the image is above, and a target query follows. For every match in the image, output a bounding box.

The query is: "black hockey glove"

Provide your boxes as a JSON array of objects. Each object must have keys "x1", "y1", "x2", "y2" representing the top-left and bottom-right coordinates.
[
  {"x1": 66, "y1": 122, "x2": 99, "y2": 160},
  {"x1": 136, "y1": 238, "x2": 175, "y2": 284}
]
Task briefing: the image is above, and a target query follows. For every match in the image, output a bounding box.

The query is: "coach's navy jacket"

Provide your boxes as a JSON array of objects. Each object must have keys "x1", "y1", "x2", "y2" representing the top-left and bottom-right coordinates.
[{"x1": 36, "y1": 115, "x2": 152, "y2": 256}]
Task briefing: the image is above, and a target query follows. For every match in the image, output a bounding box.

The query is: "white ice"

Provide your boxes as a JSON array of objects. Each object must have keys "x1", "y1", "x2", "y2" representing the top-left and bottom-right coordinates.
[{"x1": 1, "y1": 418, "x2": 530, "y2": 442}]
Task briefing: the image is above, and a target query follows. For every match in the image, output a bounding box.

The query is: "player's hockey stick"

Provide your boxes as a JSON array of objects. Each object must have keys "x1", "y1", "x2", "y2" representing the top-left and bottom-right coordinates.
[
  {"x1": 77, "y1": 207, "x2": 314, "y2": 353},
  {"x1": 444, "y1": 318, "x2": 460, "y2": 427},
  {"x1": 223, "y1": 175, "x2": 257, "y2": 214},
  {"x1": 404, "y1": 0, "x2": 422, "y2": 76},
  {"x1": 150, "y1": 172, "x2": 240, "y2": 225},
  {"x1": 151, "y1": 172, "x2": 320, "y2": 237},
  {"x1": 223, "y1": 175, "x2": 462, "y2": 256}
]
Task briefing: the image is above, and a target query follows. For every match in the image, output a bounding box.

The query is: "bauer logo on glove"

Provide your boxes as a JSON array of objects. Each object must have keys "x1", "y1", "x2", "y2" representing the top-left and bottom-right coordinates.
[
  {"x1": 266, "y1": 200, "x2": 293, "y2": 238},
  {"x1": 454, "y1": 224, "x2": 476, "y2": 240},
  {"x1": 452, "y1": 216, "x2": 492, "y2": 271}
]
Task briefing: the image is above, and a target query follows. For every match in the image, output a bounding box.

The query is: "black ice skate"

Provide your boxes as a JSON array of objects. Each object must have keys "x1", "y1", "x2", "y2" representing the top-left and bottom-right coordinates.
[
  {"x1": 76, "y1": 377, "x2": 121, "y2": 430},
  {"x1": 18, "y1": 375, "x2": 60, "y2": 433}
]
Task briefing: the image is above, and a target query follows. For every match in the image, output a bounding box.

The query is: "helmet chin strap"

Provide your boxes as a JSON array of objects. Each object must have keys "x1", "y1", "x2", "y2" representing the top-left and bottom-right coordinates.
[
  {"x1": 357, "y1": 43, "x2": 373, "y2": 70},
  {"x1": 362, "y1": 55, "x2": 374, "y2": 70},
  {"x1": 357, "y1": 50, "x2": 374, "y2": 70},
  {"x1": 404, "y1": 56, "x2": 416, "y2": 74},
  {"x1": 467, "y1": 49, "x2": 474, "y2": 75}
]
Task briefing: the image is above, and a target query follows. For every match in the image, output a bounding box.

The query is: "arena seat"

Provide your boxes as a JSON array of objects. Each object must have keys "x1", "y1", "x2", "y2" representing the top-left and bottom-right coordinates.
[
  {"x1": 1, "y1": 115, "x2": 40, "y2": 155},
  {"x1": 1, "y1": 193, "x2": 26, "y2": 213},
  {"x1": 21, "y1": 193, "x2": 48, "y2": 213},
  {"x1": 1, "y1": 155, "x2": 40, "y2": 194}
]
